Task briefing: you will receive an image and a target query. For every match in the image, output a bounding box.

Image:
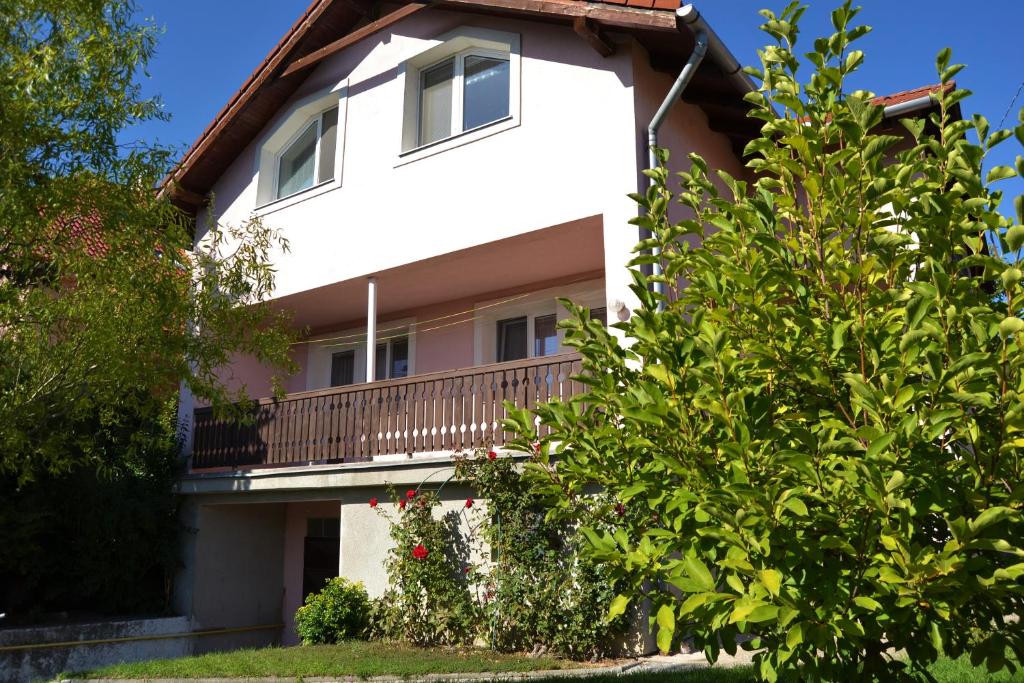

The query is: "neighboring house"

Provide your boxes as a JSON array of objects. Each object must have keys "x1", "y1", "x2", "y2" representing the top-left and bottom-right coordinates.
[{"x1": 165, "y1": 0, "x2": 954, "y2": 651}]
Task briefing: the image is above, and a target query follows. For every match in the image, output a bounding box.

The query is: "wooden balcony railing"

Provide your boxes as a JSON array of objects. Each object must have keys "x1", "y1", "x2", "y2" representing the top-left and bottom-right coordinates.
[{"x1": 191, "y1": 353, "x2": 584, "y2": 470}]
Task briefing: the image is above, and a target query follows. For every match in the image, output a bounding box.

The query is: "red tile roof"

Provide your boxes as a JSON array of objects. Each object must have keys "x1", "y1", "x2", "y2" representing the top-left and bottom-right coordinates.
[
  {"x1": 869, "y1": 81, "x2": 953, "y2": 108},
  {"x1": 52, "y1": 212, "x2": 109, "y2": 260}
]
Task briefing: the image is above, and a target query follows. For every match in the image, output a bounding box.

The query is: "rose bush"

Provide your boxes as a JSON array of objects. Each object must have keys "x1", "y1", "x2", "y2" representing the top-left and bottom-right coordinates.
[{"x1": 368, "y1": 486, "x2": 477, "y2": 646}]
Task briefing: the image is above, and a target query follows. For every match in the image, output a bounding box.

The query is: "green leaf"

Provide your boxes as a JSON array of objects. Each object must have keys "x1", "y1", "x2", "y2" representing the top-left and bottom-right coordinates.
[
  {"x1": 607, "y1": 594, "x2": 630, "y2": 621},
  {"x1": 758, "y1": 569, "x2": 782, "y2": 597},
  {"x1": 782, "y1": 497, "x2": 808, "y2": 516},
  {"x1": 854, "y1": 596, "x2": 882, "y2": 611},
  {"x1": 986, "y1": 166, "x2": 1017, "y2": 183},
  {"x1": 969, "y1": 507, "x2": 1020, "y2": 535},
  {"x1": 866, "y1": 432, "x2": 896, "y2": 459},
  {"x1": 683, "y1": 555, "x2": 716, "y2": 592},
  {"x1": 786, "y1": 623, "x2": 803, "y2": 649},
  {"x1": 656, "y1": 603, "x2": 675, "y2": 632},
  {"x1": 1005, "y1": 225, "x2": 1024, "y2": 251}
]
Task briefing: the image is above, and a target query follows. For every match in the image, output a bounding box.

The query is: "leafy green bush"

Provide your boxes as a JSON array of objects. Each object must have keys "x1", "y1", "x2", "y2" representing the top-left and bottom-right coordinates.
[
  {"x1": 294, "y1": 577, "x2": 371, "y2": 644},
  {"x1": 457, "y1": 452, "x2": 628, "y2": 659},
  {"x1": 506, "y1": 3, "x2": 1024, "y2": 682}
]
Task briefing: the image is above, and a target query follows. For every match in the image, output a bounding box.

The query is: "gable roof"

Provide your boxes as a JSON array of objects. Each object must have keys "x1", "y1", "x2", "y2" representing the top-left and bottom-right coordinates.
[{"x1": 163, "y1": 0, "x2": 748, "y2": 212}]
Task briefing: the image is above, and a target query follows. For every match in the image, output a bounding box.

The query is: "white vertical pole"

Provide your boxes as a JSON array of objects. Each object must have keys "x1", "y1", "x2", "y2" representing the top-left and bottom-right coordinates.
[{"x1": 366, "y1": 276, "x2": 377, "y2": 383}]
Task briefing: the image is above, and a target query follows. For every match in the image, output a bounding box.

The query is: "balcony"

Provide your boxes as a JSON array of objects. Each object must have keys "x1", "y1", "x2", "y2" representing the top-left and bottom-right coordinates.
[{"x1": 191, "y1": 353, "x2": 583, "y2": 470}]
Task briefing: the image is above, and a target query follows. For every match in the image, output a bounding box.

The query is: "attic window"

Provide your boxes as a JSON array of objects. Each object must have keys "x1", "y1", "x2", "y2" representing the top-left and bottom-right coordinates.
[
  {"x1": 400, "y1": 27, "x2": 520, "y2": 157},
  {"x1": 275, "y1": 106, "x2": 339, "y2": 200},
  {"x1": 417, "y1": 51, "x2": 511, "y2": 147}
]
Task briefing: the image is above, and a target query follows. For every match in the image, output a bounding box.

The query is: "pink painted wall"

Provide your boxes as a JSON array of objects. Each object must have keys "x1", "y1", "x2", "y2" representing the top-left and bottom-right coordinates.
[
  {"x1": 215, "y1": 344, "x2": 309, "y2": 402},
  {"x1": 412, "y1": 299, "x2": 476, "y2": 374},
  {"x1": 281, "y1": 500, "x2": 342, "y2": 646}
]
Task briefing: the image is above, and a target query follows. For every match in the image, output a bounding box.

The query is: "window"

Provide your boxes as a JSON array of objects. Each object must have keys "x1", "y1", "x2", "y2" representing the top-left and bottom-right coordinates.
[
  {"x1": 400, "y1": 28, "x2": 519, "y2": 157},
  {"x1": 330, "y1": 350, "x2": 355, "y2": 387},
  {"x1": 306, "y1": 517, "x2": 340, "y2": 538},
  {"x1": 533, "y1": 314, "x2": 558, "y2": 357},
  {"x1": 497, "y1": 317, "x2": 528, "y2": 362},
  {"x1": 275, "y1": 106, "x2": 339, "y2": 200},
  {"x1": 416, "y1": 51, "x2": 510, "y2": 147},
  {"x1": 373, "y1": 337, "x2": 410, "y2": 381}
]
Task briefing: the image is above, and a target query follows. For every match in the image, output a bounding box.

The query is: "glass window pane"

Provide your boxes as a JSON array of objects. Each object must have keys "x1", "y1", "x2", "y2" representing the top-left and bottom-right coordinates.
[
  {"x1": 533, "y1": 314, "x2": 558, "y2": 357},
  {"x1": 419, "y1": 59, "x2": 454, "y2": 145},
  {"x1": 590, "y1": 307, "x2": 607, "y2": 326},
  {"x1": 317, "y1": 107, "x2": 338, "y2": 184},
  {"x1": 375, "y1": 343, "x2": 387, "y2": 382},
  {"x1": 463, "y1": 55, "x2": 509, "y2": 131},
  {"x1": 391, "y1": 337, "x2": 409, "y2": 379},
  {"x1": 330, "y1": 350, "x2": 354, "y2": 387},
  {"x1": 277, "y1": 121, "x2": 318, "y2": 199},
  {"x1": 497, "y1": 317, "x2": 527, "y2": 362}
]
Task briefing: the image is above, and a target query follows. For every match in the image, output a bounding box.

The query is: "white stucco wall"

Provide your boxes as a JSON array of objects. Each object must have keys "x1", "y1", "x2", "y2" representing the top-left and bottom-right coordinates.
[{"x1": 198, "y1": 10, "x2": 644, "y2": 314}]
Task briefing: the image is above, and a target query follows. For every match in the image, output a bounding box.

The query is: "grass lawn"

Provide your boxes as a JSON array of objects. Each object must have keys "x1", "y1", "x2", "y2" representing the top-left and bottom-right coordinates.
[
  {"x1": 74, "y1": 640, "x2": 582, "y2": 679},
  {"x1": 74, "y1": 643, "x2": 1024, "y2": 681}
]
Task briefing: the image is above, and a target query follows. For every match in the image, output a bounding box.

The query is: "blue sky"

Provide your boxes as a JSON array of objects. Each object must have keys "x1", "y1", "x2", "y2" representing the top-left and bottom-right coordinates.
[{"x1": 128, "y1": 0, "x2": 1024, "y2": 219}]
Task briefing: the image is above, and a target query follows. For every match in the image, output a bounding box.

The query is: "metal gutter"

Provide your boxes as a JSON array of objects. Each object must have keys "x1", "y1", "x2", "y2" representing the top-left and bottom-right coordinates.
[
  {"x1": 882, "y1": 94, "x2": 937, "y2": 118},
  {"x1": 646, "y1": 3, "x2": 755, "y2": 306}
]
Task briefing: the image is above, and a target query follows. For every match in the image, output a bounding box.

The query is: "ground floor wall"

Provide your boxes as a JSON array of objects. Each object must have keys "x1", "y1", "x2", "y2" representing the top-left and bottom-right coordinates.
[{"x1": 174, "y1": 457, "x2": 653, "y2": 655}]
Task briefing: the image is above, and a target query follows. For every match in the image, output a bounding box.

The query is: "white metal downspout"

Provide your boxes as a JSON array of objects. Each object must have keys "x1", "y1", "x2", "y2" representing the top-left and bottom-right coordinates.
[
  {"x1": 366, "y1": 276, "x2": 377, "y2": 382},
  {"x1": 644, "y1": 4, "x2": 756, "y2": 309},
  {"x1": 647, "y1": 26, "x2": 707, "y2": 308}
]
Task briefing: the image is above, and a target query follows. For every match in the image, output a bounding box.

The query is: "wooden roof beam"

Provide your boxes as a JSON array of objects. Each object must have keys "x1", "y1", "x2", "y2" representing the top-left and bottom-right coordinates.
[
  {"x1": 280, "y1": 2, "x2": 429, "y2": 79},
  {"x1": 573, "y1": 17, "x2": 614, "y2": 57},
  {"x1": 437, "y1": 0, "x2": 678, "y2": 32}
]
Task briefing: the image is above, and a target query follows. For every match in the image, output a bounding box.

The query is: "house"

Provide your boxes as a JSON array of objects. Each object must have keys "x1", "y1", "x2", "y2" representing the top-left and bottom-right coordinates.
[{"x1": 166, "y1": 0, "x2": 954, "y2": 652}]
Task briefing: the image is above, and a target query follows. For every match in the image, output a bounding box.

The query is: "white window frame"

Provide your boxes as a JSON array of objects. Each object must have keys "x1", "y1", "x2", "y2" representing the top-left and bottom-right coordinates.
[
  {"x1": 304, "y1": 319, "x2": 416, "y2": 391},
  {"x1": 473, "y1": 280, "x2": 605, "y2": 366},
  {"x1": 273, "y1": 115, "x2": 325, "y2": 202},
  {"x1": 398, "y1": 27, "x2": 521, "y2": 164},
  {"x1": 374, "y1": 335, "x2": 412, "y2": 381},
  {"x1": 415, "y1": 46, "x2": 512, "y2": 148},
  {"x1": 254, "y1": 83, "x2": 348, "y2": 214}
]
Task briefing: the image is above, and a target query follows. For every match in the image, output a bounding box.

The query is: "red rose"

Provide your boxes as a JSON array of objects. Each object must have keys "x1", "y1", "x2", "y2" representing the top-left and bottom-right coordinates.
[
  {"x1": 465, "y1": 497, "x2": 474, "y2": 509},
  {"x1": 412, "y1": 543, "x2": 429, "y2": 560},
  {"x1": 406, "y1": 489, "x2": 416, "y2": 499},
  {"x1": 369, "y1": 497, "x2": 378, "y2": 508},
  {"x1": 487, "y1": 450, "x2": 497, "y2": 460},
  {"x1": 399, "y1": 499, "x2": 406, "y2": 510},
  {"x1": 615, "y1": 502, "x2": 626, "y2": 517}
]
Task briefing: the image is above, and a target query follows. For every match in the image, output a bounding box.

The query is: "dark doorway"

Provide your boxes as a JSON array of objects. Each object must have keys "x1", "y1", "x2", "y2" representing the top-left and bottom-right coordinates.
[{"x1": 302, "y1": 517, "x2": 340, "y2": 599}]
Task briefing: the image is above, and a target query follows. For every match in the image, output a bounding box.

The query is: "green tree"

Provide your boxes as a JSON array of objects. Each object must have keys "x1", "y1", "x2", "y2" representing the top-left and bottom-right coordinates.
[
  {"x1": 0, "y1": 0, "x2": 297, "y2": 482},
  {"x1": 508, "y1": 3, "x2": 1024, "y2": 680}
]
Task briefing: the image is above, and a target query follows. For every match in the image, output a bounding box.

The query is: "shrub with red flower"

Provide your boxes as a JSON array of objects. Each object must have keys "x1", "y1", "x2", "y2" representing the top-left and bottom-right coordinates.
[
  {"x1": 412, "y1": 543, "x2": 429, "y2": 560},
  {"x1": 465, "y1": 497, "x2": 474, "y2": 509},
  {"x1": 487, "y1": 450, "x2": 497, "y2": 460},
  {"x1": 406, "y1": 489, "x2": 416, "y2": 499},
  {"x1": 369, "y1": 497, "x2": 378, "y2": 508},
  {"x1": 399, "y1": 499, "x2": 406, "y2": 510}
]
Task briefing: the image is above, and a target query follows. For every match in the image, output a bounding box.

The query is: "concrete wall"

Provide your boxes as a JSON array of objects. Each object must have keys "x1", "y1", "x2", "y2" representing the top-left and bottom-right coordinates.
[
  {"x1": 188, "y1": 502, "x2": 287, "y2": 653},
  {"x1": 0, "y1": 617, "x2": 191, "y2": 683}
]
